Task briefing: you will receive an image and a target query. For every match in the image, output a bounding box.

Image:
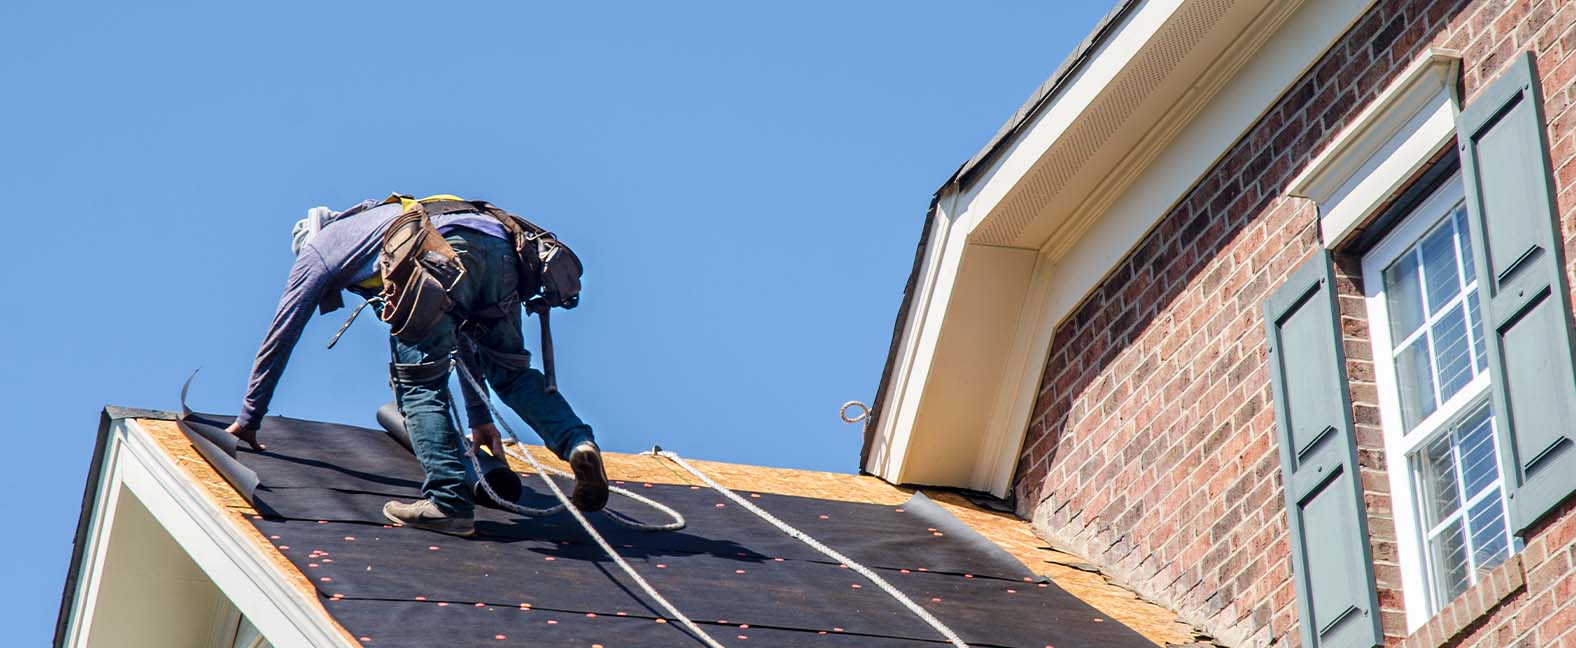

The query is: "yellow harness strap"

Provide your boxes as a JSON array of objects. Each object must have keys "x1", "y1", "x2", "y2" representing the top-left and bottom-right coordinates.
[{"x1": 355, "y1": 194, "x2": 470, "y2": 291}]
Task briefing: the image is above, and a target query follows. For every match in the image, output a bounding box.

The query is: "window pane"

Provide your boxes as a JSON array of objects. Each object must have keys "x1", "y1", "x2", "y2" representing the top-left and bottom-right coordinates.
[
  {"x1": 1455, "y1": 207, "x2": 1474, "y2": 286},
  {"x1": 1418, "y1": 431, "x2": 1462, "y2": 526},
  {"x1": 1432, "y1": 305, "x2": 1475, "y2": 402},
  {"x1": 1430, "y1": 518, "x2": 1471, "y2": 604},
  {"x1": 1457, "y1": 405, "x2": 1497, "y2": 497},
  {"x1": 1397, "y1": 339, "x2": 1437, "y2": 428},
  {"x1": 1386, "y1": 252, "x2": 1426, "y2": 341},
  {"x1": 1467, "y1": 494, "x2": 1510, "y2": 574},
  {"x1": 1468, "y1": 292, "x2": 1486, "y2": 374},
  {"x1": 1420, "y1": 221, "x2": 1462, "y2": 316}
]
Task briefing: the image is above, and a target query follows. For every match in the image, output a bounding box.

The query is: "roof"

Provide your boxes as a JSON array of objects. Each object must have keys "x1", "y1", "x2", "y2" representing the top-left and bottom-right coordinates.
[{"x1": 62, "y1": 408, "x2": 1203, "y2": 647}]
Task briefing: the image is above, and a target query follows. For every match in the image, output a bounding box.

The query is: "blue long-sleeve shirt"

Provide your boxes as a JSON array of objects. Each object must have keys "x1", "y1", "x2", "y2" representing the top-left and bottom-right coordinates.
[{"x1": 236, "y1": 202, "x2": 506, "y2": 429}]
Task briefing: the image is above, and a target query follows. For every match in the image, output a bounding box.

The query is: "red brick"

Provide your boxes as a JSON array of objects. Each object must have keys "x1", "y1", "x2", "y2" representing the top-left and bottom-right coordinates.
[{"x1": 1012, "y1": 2, "x2": 1576, "y2": 644}]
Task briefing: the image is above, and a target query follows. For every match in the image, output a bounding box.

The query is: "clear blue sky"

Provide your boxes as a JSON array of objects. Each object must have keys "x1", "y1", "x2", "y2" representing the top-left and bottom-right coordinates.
[{"x1": 1, "y1": 1, "x2": 1113, "y2": 642}]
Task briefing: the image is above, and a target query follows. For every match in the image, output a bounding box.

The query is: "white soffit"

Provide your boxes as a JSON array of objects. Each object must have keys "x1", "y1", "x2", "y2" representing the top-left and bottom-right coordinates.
[
  {"x1": 868, "y1": 0, "x2": 1383, "y2": 494},
  {"x1": 964, "y1": 0, "x2": 1308, "y2": 252},
  {"x1": 59, "y1": 419, "x2": 351, "y2": 648},
  {"x1": 1289, "y1": 49, "x2": 1462, "y2": 248}
]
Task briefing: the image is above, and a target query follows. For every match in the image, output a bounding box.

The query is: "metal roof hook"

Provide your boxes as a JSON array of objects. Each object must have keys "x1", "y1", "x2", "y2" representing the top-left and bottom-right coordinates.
[{"x1": 839, "y1": 400, "x2": 871, "y2": 425}]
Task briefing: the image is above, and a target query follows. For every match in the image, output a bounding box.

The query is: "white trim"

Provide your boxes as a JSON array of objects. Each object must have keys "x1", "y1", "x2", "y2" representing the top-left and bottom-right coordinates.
[
  {"x1": 867, "y1": 0, "x2": 1382, "y2": 494},
  {"x1": 957, "y1": 0, "x2": 1187, "y2": 242},
  {"x1": 59, "y1": 419, "x2": 352, "y2": 648},
  {"x1": 865, "y1": 198, "x2": 960, "y2": 483},
  {"x1": 1289, "y1": 49, "x2": 1462, "y2": 247},
  {"x1": 58, "y1": 428, "x2": 128, "y2": 647},
  {"x1": 1035, "y1": 0, "x2": 1310, "y2": 259},
  {"x1": 1361, "y1": 176, "x2": 1515, "y2": 631},
  {"x1": 972, "y1": 252, "x2": 1060, "y2": 495}
]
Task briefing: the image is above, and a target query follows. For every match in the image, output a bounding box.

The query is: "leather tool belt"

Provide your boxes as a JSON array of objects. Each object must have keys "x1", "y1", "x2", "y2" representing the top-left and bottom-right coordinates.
[{"x1": 377, "y1": 202, "x2": 466, "y2": 341}]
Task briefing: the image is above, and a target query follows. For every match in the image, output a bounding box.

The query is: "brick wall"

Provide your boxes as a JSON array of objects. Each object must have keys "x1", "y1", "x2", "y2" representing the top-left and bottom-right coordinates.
[{"x1": 1011, "y1": 0, "x2": 1576, "y2": 646}]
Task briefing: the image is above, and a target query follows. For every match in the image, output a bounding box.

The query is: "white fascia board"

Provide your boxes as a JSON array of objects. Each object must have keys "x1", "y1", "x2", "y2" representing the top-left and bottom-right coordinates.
[
  {"x1": 1042, "y1": 0, "x2": 1379, "y2": 321},
  {"x1": 876, "y1": 0, "x2": 1381, "y2": 496},
  {"x1": 970, "y1": 251, "x2": 1060, "y2": 494},
  {"x1": 58, "y1": 425, "x2": 128, "y2": 648},
  {"x1": 1289, "y1": 49, "x2": 1463, "y2": 247},
  {"x1": 956, "y1": 0, "x2": 1183, "y2": 234},
  {"x1": 1015, "y1": 0, "x2": 1381, "y2": 489},
  {"x1": 863, "y1": 0, "x2": 1181, "y2": 486},
  {"x1": 866, "y1": 195, "x2": 961, "y2": 482},
  {"x1": 59, "y1": 419, "x2": 352, "y2": 648}
]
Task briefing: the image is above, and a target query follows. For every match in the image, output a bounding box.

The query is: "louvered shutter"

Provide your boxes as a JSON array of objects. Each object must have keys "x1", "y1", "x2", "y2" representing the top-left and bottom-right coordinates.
[
  {"x1": 1264, "y1": 252, "x2": 1382, "y2": 648},
  {"x1": 1458, "y1": 51, "x2": 1576, "y2": 536}
]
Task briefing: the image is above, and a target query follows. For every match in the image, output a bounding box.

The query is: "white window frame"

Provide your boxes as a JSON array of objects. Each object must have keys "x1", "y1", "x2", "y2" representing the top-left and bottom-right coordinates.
[{"x1": 1361, "y1": 174, "x2": 1515, "y2": 624}]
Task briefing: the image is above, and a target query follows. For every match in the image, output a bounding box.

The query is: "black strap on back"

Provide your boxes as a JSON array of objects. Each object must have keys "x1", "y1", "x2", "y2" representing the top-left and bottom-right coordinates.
[
  {"x1": 421, "y1": 200, "x2": 483, "y2": 217},
  {"x1": 389, "y1": 359, "x2": 451, "y2": 385}
]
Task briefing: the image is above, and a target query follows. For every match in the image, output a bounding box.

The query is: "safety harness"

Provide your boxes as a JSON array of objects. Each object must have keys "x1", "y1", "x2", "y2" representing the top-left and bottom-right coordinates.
[{"x1": 330, "y1": 194, "x2": 583, "y2": 393}]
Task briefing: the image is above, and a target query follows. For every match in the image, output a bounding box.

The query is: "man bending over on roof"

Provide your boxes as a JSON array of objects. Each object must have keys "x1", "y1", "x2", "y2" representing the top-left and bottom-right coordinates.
[{"x1": 224, "y1": 195, "x2": 608, "y2": 538}]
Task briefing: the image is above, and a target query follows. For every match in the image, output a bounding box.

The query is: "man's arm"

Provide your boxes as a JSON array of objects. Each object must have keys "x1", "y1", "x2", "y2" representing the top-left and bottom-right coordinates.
[
  {"x1": 232, "y1": 250, "x2": 334, "y2": 433},
  {"x1": 456, "y1": 348, "x2": 505, "y2": 457}
]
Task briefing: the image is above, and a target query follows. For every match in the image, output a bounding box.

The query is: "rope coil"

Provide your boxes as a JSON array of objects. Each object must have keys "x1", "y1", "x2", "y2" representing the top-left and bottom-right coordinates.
[
  {"x1": 444, "y1": 353, "x2": 967, "y2": 648},
  {"x1": 448, "y1": 355, "x2": 726, "y2": 648}
]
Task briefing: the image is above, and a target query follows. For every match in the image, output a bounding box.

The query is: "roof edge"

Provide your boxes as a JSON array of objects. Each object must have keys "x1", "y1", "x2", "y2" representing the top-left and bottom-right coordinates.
[
  {"x1": 862, "y1": 195, "x2": 941, "y2": 470},
  {"x1": 53, "y1": 409, "x2": 114, "y2": 648},
  {"x1": 55, "y1": 415, "x2": 354, "y2": 648},
  {"x1": 104, "y1": 405, "x2": 178, "y2": 421}
]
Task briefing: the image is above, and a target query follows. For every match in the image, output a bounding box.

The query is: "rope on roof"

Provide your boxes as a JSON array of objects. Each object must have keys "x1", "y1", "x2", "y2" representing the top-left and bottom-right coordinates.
[
  {"x1": 450, "y1": 355, "x2": 728, "y2": 648},
  {"x1": 654, "y1": 449, "x2": 972, "y2": 648}
]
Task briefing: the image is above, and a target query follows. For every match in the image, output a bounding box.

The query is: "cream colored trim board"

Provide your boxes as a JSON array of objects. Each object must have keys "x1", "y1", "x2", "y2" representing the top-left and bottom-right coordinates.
[
  {"x1": 956, "y1": 0, "x2": 1186, "y2": 243},
  {"x1": 59, "y1": 419, "x2": 352, "y2": 648},
  {"x1": 1289, "y1": 49, "x2": 1462, "y2": 248},
  {"x1": 868, "y1": 0, "x2": 1380, "y2": 497},
  {"x1": 1039, "y1": 0, "x2": 1308, "y2": 261},
  {"x1": 971, "y1": 252, "x2": 1060, "y2": 495},
  {"x1": 866, "y1": 198, "x2": 960, "y2": 483},
  {"x1": 58, "y1": 428, "x2": 127, "y2": 648}
]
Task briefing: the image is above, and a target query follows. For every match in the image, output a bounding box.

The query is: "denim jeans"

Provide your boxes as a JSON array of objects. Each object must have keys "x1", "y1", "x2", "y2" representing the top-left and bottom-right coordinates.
[{"x1": 390, "y1": 227, "x2": 594, "y2": 516}]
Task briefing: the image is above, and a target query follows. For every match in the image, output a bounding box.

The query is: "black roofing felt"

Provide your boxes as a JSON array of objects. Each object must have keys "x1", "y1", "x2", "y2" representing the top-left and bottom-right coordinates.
[{"x1": 180, "y1": 414, "x2": 1154, "y2": 647}]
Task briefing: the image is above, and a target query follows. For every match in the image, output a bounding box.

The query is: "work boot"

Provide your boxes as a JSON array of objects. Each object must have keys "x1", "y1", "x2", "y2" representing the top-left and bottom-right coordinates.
[
  {"x1": 568, "y1": 441, "x2": 609, "y2": 512},
  {"x1": 382, "y1": 499, "x2": 475, "y2": 537}
]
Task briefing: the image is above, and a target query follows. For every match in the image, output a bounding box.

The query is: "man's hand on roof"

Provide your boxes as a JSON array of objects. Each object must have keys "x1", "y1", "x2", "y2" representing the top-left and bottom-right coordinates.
[
  {"x1": 224, "y1": 420, "x2": 265, "y2": 451},
  {"x1": 470, "y1": 422, "x2": 504, "y2": 458}
]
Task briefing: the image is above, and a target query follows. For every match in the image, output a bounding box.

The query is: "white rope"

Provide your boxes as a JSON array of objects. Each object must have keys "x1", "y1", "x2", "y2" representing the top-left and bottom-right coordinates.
[
  {"x1": 465, "y1": 447, "x2": 687, "y2": 532},
  {"x1": 654, "y1": 449, "x2": 972, "y2": 648},
  {"x1": 448, "y1": 356, "x2": 726, "y2": 648}
]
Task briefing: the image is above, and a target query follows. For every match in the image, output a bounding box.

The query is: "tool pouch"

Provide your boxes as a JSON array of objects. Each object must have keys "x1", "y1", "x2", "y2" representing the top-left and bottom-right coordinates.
[
  {"x1": 378, "y1": 204, "x2": 466, "y2": 341},
  {"x1": 471, "y1": 201, "x2": 582, "y2": 310}
]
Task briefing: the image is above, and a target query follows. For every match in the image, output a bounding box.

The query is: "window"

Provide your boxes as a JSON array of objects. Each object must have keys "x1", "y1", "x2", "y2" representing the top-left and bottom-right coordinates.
[{"x1": 1362, "y1": 172, "x2": 1516, "y2": 617}]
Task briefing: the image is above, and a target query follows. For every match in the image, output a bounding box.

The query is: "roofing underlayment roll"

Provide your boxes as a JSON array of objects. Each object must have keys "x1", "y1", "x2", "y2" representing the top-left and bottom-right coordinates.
[{"x1": 375, "y1": 401, "x2": 524, "y2": 508}]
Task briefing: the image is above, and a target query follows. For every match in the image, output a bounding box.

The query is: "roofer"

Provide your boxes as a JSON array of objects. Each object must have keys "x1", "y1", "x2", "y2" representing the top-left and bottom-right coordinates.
[{"x1": 225, "y1": 194, "x2": 607, "y2": 538}]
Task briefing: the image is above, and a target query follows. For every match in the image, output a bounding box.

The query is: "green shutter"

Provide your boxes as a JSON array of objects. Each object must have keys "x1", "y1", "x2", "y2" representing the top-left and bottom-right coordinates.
[
  {"x1": 1458, "y1": 51, "x2": 1576, "y2": 536},
  {"x1": 1265, "y1": 252, "x2": 1381, "y2": 648}
]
